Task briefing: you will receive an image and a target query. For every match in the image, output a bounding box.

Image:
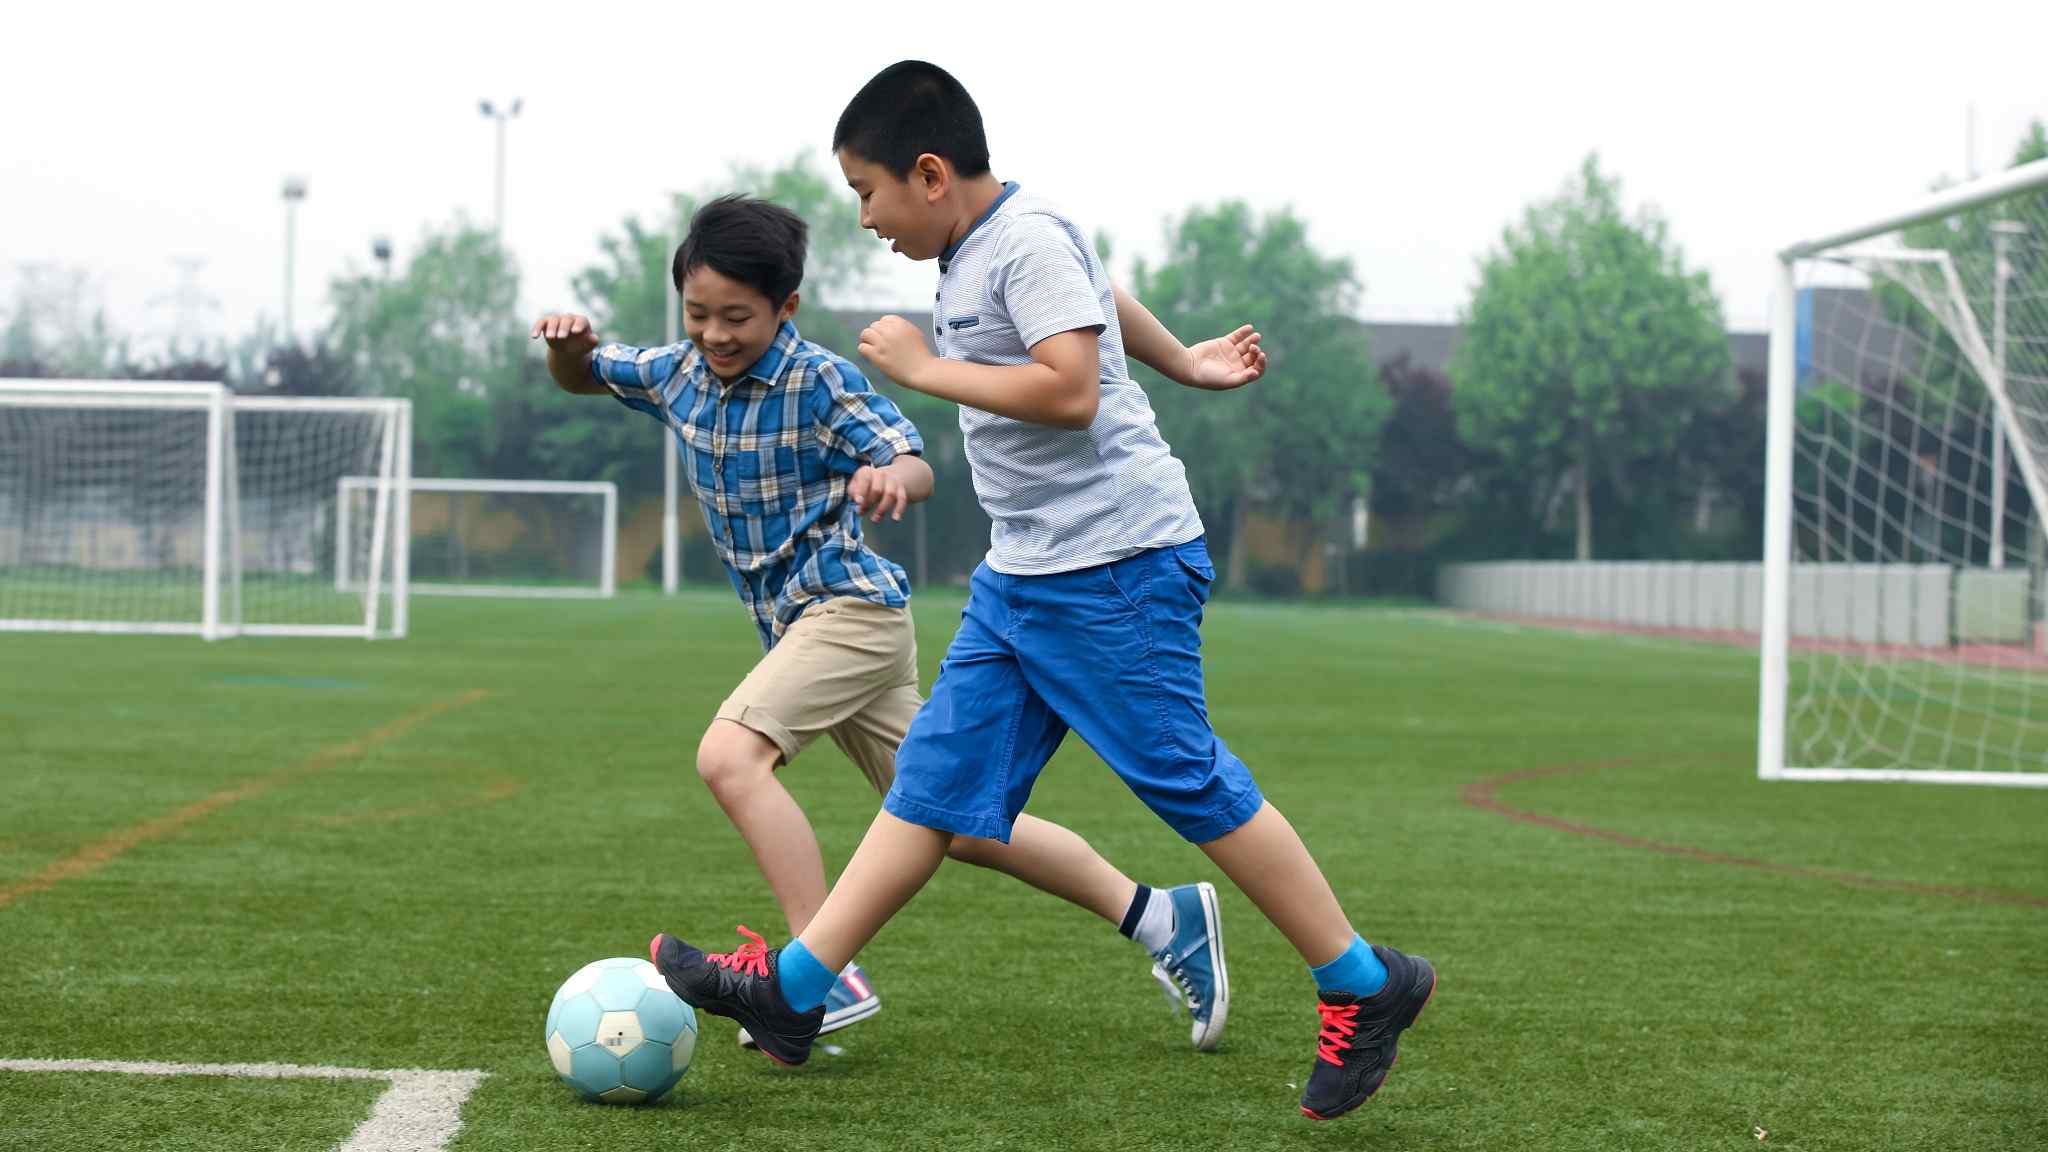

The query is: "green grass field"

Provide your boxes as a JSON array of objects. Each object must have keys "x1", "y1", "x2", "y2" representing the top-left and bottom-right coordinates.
[{"x1": 2, "y1": 592, "x2": 2043, "y2": 1151}]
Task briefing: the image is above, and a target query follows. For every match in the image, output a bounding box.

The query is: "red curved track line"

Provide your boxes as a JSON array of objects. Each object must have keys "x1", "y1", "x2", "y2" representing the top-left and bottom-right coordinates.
[{"x1": 1461, "y1": 760, "x2": 2048, "y2": 910}]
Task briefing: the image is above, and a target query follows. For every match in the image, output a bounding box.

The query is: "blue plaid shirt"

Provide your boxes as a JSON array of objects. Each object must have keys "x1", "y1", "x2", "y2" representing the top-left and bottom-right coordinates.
[{"x1": 591, "y1": 321, "x2": 922, "y2": 649}]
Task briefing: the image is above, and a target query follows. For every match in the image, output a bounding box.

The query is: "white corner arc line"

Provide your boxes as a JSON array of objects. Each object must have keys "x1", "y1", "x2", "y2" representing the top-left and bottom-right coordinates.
[{"x1": 0, "y1": 1059, "x2": 488, "y2": 1151}]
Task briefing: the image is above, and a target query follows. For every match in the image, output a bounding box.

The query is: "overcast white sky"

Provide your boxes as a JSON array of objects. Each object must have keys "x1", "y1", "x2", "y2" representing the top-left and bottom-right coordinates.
[{"x1": 5, "y1": 0, "x2": 2045, "y2": 358}]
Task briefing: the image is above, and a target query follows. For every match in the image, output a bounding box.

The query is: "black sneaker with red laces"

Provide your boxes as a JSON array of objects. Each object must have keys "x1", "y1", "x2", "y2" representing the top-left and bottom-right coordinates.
[
  {"x1": 649, "y1": 926, "x2": 823, "y2": 1066},
  {"x1": 1300, "y1": 944, "x2": 1436, "y2": 1120}
]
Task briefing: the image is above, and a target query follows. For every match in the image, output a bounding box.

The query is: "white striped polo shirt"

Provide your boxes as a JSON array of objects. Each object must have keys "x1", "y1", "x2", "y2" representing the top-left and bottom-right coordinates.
[{"x1": 934, "y1": 183, "x2": 1203, "y2": 575}]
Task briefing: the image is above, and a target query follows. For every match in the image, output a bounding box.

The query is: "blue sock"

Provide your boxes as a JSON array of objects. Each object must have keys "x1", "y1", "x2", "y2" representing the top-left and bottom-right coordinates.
[
  {"x1": 1310, "y1": 934, "x2": 1388, "y2": 998},
  {"x1": 775, "y1": 939, "x2": 838, "y2": 1013}
]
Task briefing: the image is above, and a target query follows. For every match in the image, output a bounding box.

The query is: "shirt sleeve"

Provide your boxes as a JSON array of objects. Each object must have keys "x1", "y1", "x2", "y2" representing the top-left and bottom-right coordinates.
[
  {"x1": 588, "y1": 340, "x2": 693, "y2": 423},
  {"x1": 811, "y1": 356, "x2": 924, "y2": 474},
  {"x1": 987, "y1": 214, "x2": 1109, "y2": 351}
]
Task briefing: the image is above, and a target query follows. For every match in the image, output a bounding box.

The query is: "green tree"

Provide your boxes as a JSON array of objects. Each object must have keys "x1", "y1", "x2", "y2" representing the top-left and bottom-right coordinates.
[
  {"x1": 1885, "y1": 119, "x2": 2048, "y2": 378},
  {"x1": 325, "y1": 219, "x2": 523, "y2": 477},
  {"x1": 574, "y1": 153, "x2": 878, "y2": 347},
  {"x1": 1451, "y1": 155, "x2": 1731, "y2": 560},
  {"x1": 1131, "y1": 202, "x2": 1385, "y2": 587},
  {"x1": 4, "y1": 265, "x2": 131, "y2": 378},
  {"x1": 1, "y1": 303, "x2": 38, "y2": 372},
  {"x1": 563, "y1": 155, "x2": 942, "y2": 583},
  {"x1": 1370, "y1": 353, "x2": 1469, "y2": 528}
]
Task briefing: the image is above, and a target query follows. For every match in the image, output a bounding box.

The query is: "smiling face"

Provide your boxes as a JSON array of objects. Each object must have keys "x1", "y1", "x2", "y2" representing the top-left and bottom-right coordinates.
[
  {"x1": 680, "y1": 264, "x2": 797, "y2": 383},
  {"x1": 838, "y1": 148, "x2": 951, "y2": 263}
]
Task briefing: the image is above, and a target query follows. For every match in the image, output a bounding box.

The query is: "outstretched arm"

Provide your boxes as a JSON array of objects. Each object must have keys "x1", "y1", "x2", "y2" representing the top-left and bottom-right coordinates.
[
  {"x1": 1113, "y1": 283, "x2": 1266, "y2": 391},
  {"x1": 530, "y1": 313, "x2": 607, "y2": 395}
]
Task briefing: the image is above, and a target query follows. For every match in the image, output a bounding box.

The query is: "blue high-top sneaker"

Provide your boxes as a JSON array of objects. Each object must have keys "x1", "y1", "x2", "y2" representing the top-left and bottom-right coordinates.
[{"x1": 1146, "y1": 881, "x2": 1229, "y2": 1051}]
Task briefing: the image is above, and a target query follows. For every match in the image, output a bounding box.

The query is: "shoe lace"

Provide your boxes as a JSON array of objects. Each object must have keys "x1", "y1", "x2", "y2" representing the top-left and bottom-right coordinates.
[
  {"x1": 1165, "y1": 962, "x2": 1202, "y2": 1012},
  {"x1": 707, "y1": 925, "x2": 770, "y2": 978},
  {"x1": 1315, "y1": 1001, "x2": 1361, "y2": 1066}
]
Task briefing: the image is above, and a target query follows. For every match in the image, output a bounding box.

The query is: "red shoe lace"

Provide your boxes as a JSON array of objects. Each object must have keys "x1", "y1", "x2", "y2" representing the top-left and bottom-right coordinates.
[
  {"x1": 1315, "y1": 1001, "x2": 1361, "y2": 1066},
  {"x1": 706, "y1": 925, "x2": 770, "y2": 978}
]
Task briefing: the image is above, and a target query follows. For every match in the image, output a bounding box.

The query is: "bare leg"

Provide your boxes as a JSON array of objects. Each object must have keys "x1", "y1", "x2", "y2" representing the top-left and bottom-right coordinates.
[
  {"x1": 702, "y1": 711, "x2": 1135, "y2": 941},
  {"x1": 945, "y1": 813, "x2": 1136, "y2": 925},
  {"x1": 695, "y1": 720, "x2": 825, "y2": 938},
  {"x1": 1199, "y1": 800, "x2": 1355, "y2": 966},
  {"x1": 796, "y1": 808, "x2": 950, "y2": 971}
]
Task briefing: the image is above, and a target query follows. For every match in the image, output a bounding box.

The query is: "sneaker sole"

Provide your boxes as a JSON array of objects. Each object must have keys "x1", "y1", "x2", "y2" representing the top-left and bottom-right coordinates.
[
  {"x1": 1191, "y1": 881, "x2": 1229, "y2": 1052},
  {"x1": 739, "y1": 995, "x2": 880, "y2": 1049},
  {"x1": 1300, "y1": 959, "x2": 1436, "y2": 1121}
]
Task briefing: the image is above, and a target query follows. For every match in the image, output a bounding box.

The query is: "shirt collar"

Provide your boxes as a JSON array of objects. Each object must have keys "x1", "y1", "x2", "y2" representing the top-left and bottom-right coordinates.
[
  {"x1": 940, "y1": 181, "x2": 1019, "y2": 272},
  {"x1": 705, "y1": 320, "x2": 800, "y2": 388}
]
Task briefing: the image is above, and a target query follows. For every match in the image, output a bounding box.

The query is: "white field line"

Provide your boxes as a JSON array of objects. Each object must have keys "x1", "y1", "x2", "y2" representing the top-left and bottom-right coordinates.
[{"x1": 0, "y1": 1058, "x2": 487, "y2": 1151}]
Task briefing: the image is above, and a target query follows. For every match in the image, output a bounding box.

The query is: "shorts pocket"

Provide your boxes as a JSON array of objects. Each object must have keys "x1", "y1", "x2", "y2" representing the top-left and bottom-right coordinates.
[
  {"x1": 1101, "y1": 553, "x2": 1150, "y2": 614},
  {"x1": 1170, "y1": 539, "x2": 1215, "y2": 603}
]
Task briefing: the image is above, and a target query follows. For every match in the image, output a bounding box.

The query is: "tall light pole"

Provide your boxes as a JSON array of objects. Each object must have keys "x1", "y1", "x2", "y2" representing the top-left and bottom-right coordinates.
[
  {"x1": 1990, "y1": 220, "x2": 2027, "y2": 568},
  {"x1": 281, "y1": 176, "x2": 307, "y2": 343},
  {"x1": 478, "y1": 98, "x2": 522, "y2": 236},
  {"x1": 663, "y1": 193, "x2": 683, "y2": 594}
]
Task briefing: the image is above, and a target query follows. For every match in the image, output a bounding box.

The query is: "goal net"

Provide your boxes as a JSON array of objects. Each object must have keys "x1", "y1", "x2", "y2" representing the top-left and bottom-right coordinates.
[
  {"x1": 338, "y1": 479, "x2": 616, "y2": 599},
  {"x1": 0, "y1": 381, "x2": 410, "y2": 639},
  {"x1": 1762, "y1": 157, "x2": 2048, "y2": 786}
]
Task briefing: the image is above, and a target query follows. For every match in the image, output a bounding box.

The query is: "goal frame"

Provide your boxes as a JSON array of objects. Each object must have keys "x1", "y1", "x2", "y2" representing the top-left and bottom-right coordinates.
[
  {"x1": 0, "y1": 379, "x2": 411, "y2": 640},
  {"x1": 335, "y1": 477, "x2": 617, "y2": 600},
  {"x1": 1759, "y1": 157, "x2": 2048, "y2": 787}
]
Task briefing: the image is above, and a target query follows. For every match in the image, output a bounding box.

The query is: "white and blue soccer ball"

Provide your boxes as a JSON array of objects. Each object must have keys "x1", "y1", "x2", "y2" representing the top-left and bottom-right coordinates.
[{"x1": 545, "y1": 957, "x2": 699, "y2": 1105}]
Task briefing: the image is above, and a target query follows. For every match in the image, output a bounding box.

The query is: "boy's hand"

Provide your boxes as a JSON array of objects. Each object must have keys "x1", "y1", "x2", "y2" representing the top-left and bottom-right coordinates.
[
  {"x1": 847, "y1": 463, "x2": 912, "y2": 522},
  {"x1": 857, "y1": 316, "x2": 935, "y2": 390},
  {"x1": 1182, "y1": 325, "x2": 1266, "y2": 391},
  {"x1": 531, "y1": 313, "x2": 599, "y2": 355}
]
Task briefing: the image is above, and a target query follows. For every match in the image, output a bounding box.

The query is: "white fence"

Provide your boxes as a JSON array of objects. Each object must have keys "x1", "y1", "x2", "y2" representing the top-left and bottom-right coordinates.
[{"x1": 1439, "y1": 561, "x2": 2033, "y2": 647}]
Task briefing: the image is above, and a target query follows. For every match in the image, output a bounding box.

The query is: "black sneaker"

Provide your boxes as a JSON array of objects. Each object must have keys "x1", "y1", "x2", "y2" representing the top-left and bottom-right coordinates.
[
  {"x1": 1300, "y1": 945, "x2": 1435, "y2": 1120},
  {"x1": 649, "y1": 926, "x2": 823, "y2": 1066}
]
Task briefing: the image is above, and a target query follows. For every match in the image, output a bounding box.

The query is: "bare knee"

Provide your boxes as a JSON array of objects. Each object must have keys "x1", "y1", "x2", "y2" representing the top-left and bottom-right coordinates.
[{"x1": 695, "y1": 721, "x2": 781, "y2": 799}]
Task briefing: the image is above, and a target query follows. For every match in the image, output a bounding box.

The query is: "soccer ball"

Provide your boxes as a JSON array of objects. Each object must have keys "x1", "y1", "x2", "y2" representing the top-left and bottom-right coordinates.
[{"x1": 545, "y1": 957, "x2": 699, "y2": 1105}]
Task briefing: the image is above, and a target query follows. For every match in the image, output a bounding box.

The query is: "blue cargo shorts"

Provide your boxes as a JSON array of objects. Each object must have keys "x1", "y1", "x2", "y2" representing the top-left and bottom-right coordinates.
[{"x1": 884, "y1": 536, "x2": 1264, "y2": 844}]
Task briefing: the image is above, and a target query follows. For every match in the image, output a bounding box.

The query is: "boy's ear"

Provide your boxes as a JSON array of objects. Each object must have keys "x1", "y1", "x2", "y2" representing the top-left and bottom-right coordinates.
[
  {"x1": 914, "y1": 153, "x2": 949, "y2": 204},
  {"x1": 779, "y1": 290, "x2": 801, "y2": 324}
]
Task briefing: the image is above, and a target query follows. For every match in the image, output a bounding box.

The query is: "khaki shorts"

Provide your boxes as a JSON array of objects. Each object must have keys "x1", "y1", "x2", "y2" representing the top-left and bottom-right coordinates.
[{"x1": 715, "y1": 597, "x2": 922, "y2": 794}]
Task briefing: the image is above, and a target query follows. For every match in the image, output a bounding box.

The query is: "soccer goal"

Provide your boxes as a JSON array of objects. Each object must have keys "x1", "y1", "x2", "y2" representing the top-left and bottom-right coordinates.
[
  {"x1": 336, "y1": 478, "x2": 616, "y2": 599},
  {"x1": 0, "y1": 380, "x2": 411, "y2": 640},
  {"x1": 1760, "y1": 157, "x2": 2048, "y2": 786}
]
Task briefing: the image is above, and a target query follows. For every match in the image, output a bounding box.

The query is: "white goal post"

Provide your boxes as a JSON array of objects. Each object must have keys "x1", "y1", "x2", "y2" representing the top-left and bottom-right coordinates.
[
  {"x1": 0, "y1": 379, "x2": 411, "y2": 640},
  {"x1": 1761, "y1": 157, "x2": 2048, "y2": 787},
  {"x1": 335, "y1": 478, "x2": 617, "y2": 599}
]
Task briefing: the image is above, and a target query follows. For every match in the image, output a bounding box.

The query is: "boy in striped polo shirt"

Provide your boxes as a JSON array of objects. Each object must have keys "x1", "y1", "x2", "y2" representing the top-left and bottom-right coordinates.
[{"x1": 651, "y1": 69, "x2": 1435, "y2": 1121}]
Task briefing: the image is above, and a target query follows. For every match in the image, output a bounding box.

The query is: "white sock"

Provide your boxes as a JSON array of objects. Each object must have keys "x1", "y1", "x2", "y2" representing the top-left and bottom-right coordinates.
[{"x1": 1132, "y1": 887, "x2": 1176, "y2": 955}]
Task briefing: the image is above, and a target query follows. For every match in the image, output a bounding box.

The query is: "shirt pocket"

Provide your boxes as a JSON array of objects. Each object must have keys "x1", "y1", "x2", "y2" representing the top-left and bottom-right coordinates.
[
  {"x1": 940, "y1": 306, "x2": 1019, "y2": 357},
  {"x1": 729, "y1": 428, "x2": 802, "y2": 506}
]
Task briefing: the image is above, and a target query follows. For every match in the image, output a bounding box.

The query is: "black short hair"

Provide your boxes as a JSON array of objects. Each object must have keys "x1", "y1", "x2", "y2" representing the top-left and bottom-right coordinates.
[
  {"x1": 674, "y1": 195, "x2": 807, "y2": 305},
  {"x1": 833, "y1": 60, "x2": 991, "y2": 179}
]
